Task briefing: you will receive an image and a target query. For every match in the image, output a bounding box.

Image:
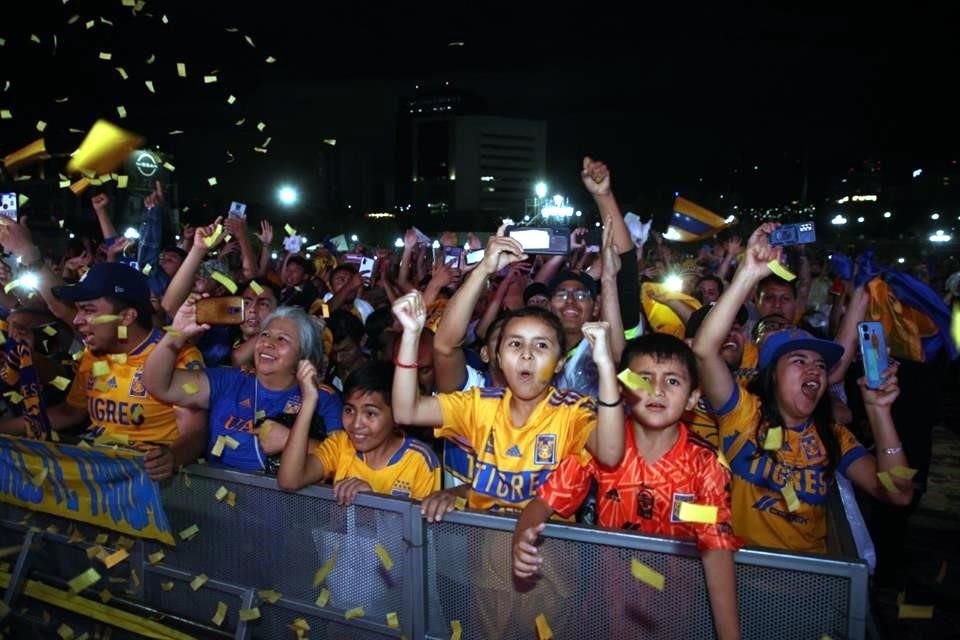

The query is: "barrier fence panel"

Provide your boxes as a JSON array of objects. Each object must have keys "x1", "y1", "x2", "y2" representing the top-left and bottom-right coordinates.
[{"x1": 0, "y1": 465, "x2": 868, "y2": 640}]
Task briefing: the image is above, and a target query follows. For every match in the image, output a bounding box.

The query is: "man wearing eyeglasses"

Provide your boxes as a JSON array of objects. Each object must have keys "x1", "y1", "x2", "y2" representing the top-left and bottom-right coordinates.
[{"x1": 547, "y1": 271, "x2": 604, "y2": 397}]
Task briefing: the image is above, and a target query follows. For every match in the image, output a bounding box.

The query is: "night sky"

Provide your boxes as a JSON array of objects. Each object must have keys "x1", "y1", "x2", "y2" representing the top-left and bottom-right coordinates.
[{"x1": 2, "y1": 2, "x2": 958, "y2": 230}]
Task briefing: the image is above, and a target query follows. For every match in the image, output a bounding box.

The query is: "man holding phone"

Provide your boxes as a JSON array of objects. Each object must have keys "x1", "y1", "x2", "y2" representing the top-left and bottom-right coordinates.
[{"x1": 322, "y1": 264, "x2": 374, "y2": 323}]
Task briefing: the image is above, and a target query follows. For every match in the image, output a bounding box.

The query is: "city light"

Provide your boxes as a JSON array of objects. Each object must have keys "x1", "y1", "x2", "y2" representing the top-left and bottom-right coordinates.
[
  {"x1": 929, "y1": 230, "x2": 952, "y2": 243},
  {"x1": 20, "y1": 272, "x2": 39, "y2": 290},
  {"x1": 883, "y1": 211, "x2": 892, "y2": 219},
  {"x1": 898, "y1": 257, "x2": 906, "y2": 264},
  {"x1": 931, "y1": 213, "x2": 940, "y2": 220},
  {"x1": 432, "y1": 240, "x2": 440, "y2": 249},
  {"x1": 394, "y1": 238, "x2": 404, "y2": 248},
  {"x1": 724, "y1": 215, "x2": 736, "y2": 223},
  {"x1": 912, "y1": 168, "x2": 923, "y2": 178},
  {"x1": 831, "y1": 214, "x2": 847, "y2": 225},
  {"x1": 575, "y1": 210, "x2": 582, "y2": 217},
  {"x1": 480, "y1": 176, "x2": 494, "y2": 182},
  {"x1": 534, "y1": 182, "x2": 547, "y2": 199},
  {"x1": 123, "y1": 227, "x2": 140, "y2": 240},
  {"x1": 836, "y1": 196, "x2": 849, "y2": 204},
  {"x1": 542, "y1": 194, "x2": 574, "y2": 218},
  {"x1": 350, "y1": 234, "x2": 358, "y2": 242},
  {"x1": 271, "y1": 252, "x2": 278, "y2": 260},
  {"x1": 857, "y1": 217, "x2": 865, "y2": 223},
  {"x1": 851, "y1": 195, "x2": 877, "y2": 202},
  {"x1": 277, "y1": 185, "x2": 299, "y2": 206}
]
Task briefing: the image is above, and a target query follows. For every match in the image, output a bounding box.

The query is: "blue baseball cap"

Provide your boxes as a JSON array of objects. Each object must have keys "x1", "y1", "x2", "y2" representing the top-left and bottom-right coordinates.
[
  {"x1": 52, "y1": 262, "x2": 150, "y2": 307},
  {"x1": 758, "y1": 328, "x2": 844, "y2": 372}
]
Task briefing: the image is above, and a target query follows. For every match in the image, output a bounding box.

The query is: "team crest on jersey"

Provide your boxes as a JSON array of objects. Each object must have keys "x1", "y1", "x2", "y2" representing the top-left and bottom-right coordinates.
[
  {"x1": 282, "y1": 397, "x2": 302, "y2": 414},
  {"x1": 534, "y1": 434, "x2": 556, "y2": 465},
  {"x1": 670, "y1": 493, "x2": 695, "y2": 523},
  {"x1": 239, "y1": 398, "x2": 252, "y2": 408},
  {"x1": 800, "y1": 433, "x2": 823, "y2": 461},
  {"x1": 128, "y1": 370, "x2": 147, "y2": 398}
]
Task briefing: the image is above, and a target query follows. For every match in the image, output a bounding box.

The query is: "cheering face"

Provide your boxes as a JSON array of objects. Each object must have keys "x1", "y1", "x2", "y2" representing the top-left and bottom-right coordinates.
[
  {"x1": 342, "y1": 389, "x2": 395, "y2": 454},
  {"x1": 549, "y1": 279, "x2": 595, "y2": 334},
  {"x1": 254, "y1": 317, "x2": 301, "y2": 377},
  {"x1": 697, "y1": 279, "x2": 721, "y2": 304},
  {"x1": 720, "y1": 323, "x2": 746, "y2": 369},
  {"x1": 158, "y1": 250, "x2": 184, "y2": 278},
  {"x1": 241, "y1": 286, "x2": 278, "y2": 339},
  {"x1": 72, "y1": 298, "x2": 129, "y2": 354},
  {"x1": 773, "y1": 349, "x2": 827, "y2": 423},
  {"x1": 757, "y1": 282, "x2": 797, "y2": 324},
  {"x1": 623, "y1": 354, "x2": 698, "y2": 431},
  {"x1": 283, "y1": 263, "x2": 307, "y2": 288},
  {"x1": 496, "y1": 316, "x2": 563, "y2": 402}
]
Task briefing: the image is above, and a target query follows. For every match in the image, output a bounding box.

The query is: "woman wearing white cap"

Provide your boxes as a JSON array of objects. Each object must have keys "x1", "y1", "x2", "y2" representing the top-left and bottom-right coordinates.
[{"x1": 692, "y1": 223, "x2": 912, "y2": 553}]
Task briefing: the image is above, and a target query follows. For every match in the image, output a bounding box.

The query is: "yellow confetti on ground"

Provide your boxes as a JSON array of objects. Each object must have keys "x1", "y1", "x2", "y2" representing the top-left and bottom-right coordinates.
[
  {"x1": 148, "y1": 550, "x2": 164, "y2": 565},
  {"x1": 182, "y1": 382, "x2": 200, "y2": 395},
  {"x1": 535, "y1": 613, "x2": 553, "y2": 639},
  {"x1": 767, "y1": 260, "x2": 797, "y2": 281},
  {"x1": 239, "y1": 607, "x2": 260, "y2": 622},
  {"x1": 160, "y1": 581, "x2": 174, "y2": 591},
  {"x1": 190, "y1": 574, "x2": 208, "y2": 591},
  {"x1": 98, "y1": 588, "x2": 111, "y2": 603},
  {"x1": 257, "y1": 589, "x2": 281, "y2": 603},
  {"x1": 781, "y1": 482, "x2": 801, "y2": 512},
  {"x1": 450, "y1": 619, "x2": 462, "y2": 640},
  {"x1": 211, "y1": 271, "x2": 237, "y2": 294},
  {"x1": 898, "y1": 604, "x2": 934, "y2": 619},
  {"x1": 618, "y1": 368, "x2": 653, "y2": 394},
  {"x1": 102, "y1": 548, "x2": 129, "y2": 569},
  {"x1": 316, "y1": 588, "x2": 330, "y2": 607},
  {"x1": 57, "y1": 623, "x2": 74, "y2": 639},
  {"x1": 344, "y1": 607, "x2": 364, "y2": 620},
  {"x1": 877, "y1": 471, "x2": 898, "y2": 493},
  {"x1": 375, "y1": 544, "x2": 394, "y2": 571},
  {"x1": 763, "y1": 427, "x2": 783, "y2": 450},
  {"x1": 630, "y1": 558, "x2": 664, "y2": 590},
  {"x1": 313, "y1": 556, "x2": 336, "y2": 587},
  {"x1": 386, "y1": 612, "x2": 399, "y2": 629},
  {"x1": 890, "y1": 465, "x2": 918, "y2": 480},
  {"x1": 211, "y1": 601, "x2": 227, "y2": 627},
  {"x1": 68, "y1": 567, "x2": 101, "y2": 593},
  {"x1": 215, "y1": 486, "x2": 228, "y2": 502},
  {"x1": 677, "y1": 501, "x2": 718, "y2": 524},
  {"x1": 179, "y1": 524, "x2": 199, "y2": 541}
]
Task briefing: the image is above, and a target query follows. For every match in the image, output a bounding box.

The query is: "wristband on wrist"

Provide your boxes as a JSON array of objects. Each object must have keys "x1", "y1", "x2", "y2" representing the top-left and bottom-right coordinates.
[
  {"x1": 597, "y1": 397, "x2": 622, "y2": 408},
  {"x1": 393, "y1": 357, "x2": 418, "y2": 369}
]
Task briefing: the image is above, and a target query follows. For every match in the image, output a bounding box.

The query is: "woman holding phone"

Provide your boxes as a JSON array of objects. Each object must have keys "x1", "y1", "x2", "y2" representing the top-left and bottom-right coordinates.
[
  {"x1": 691, "y1": 222, "x2": 913, "y2": 553},
  {"x1": 143, "y1": 301, "x2": 342, "y2": 473}
]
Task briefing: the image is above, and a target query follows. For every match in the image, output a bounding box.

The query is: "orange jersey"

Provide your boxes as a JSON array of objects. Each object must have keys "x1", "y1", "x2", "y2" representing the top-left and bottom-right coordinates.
[{"x1": 539, "y1": 420, "x2": 740, "y2": 552}]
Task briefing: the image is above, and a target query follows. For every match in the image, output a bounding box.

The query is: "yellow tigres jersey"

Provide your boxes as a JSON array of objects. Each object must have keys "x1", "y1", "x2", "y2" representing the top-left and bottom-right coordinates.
[
  {"x1": 435, "y1": 386, "x2": 597, "y2": 514},
  {"x1": 310, "y1": 430, "x2": 440, "y2": 500},
  {"x1": 66, "y1": 329, "x2": 204, "y2": 445}
]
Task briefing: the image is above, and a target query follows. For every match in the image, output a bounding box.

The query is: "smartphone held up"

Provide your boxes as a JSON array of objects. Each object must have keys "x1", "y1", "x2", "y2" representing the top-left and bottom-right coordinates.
[{"x1": 196, "y1": 296, "x2": 245, "y2": 325}]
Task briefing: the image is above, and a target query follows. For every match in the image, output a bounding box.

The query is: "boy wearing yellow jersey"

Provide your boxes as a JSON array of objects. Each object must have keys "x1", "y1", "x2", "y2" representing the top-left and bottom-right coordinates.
[
  {"x1": 278, "y1": 361, "x2": 439, "y2": 503},
  {"x1": 0, "y1": 263, "x2": 207, "y2": 480}
]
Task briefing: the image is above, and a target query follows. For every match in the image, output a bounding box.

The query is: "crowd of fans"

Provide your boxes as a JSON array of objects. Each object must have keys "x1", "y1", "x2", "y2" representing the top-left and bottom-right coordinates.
[{"x1": 0, "y1": 157, "x2": 956, "y2": 639}]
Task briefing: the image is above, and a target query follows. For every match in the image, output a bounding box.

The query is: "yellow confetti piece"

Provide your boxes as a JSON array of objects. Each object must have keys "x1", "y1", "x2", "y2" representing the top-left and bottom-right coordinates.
[
  {"x1": 91, "y1": 361, "x2": 111, "y2": 378},
  {"x1": 30, "y1": 34, "x2": 41, "y2": 43},
  {"x1": 763, "y1": 427, "x2": 783, "y2": 450},
  {"x1": 535, "y1": 613, "x2": 553, "y2": 639},
  {"x1": 316, "y1": 588, "x2": 330, "y2": 607},
  {"x1": 91, "y1": 314, "x2": 121, "y2": 325},
  {"x1": 203, "y1": 223, "x2": 223, "y2": 247},
  {"x1": 42, "y1": 325, "x2": 58, "y2": 337},
  {"x1": 767, "y1": 260, "x2": 796, "y2": 281},
  {"x1": 161, "y1": 14, "x2": 169, "y2": 24},
  {"x1": 211, "y1": 271, "x2": 238, "y2": 294},
  {"x1": 630, "y1": 558, "x2": 664, "y2": 590},
  {"x1": 101, "y1": 548, "x2": 129, "y2": 569},
  {"x1": 618, "y1": 368, "x2": 653, "y2": 394},
  {"x1": 144, "y1": 80, "x2": 155, "y2": 94},
  {"x1": 95, "y1": 533, "x2": 109, "y2": 545},
  {"x1": 244, "y1": 35, "x2": 255, "y2": 47},
  {"x1": 37, "y1": 120, "x2": 47, "y2": 132},
  {"x1": 182, "y1": 382, "x2": 200, "y2": 395},
  {"x1": 145, "y1": 53, "x2": 155, "y2": 64},
  {"x1": 93, "y1": 380, "x2": 110, "y2": 393},
  {"x1": 877, "y1": 471, "x2": 898, "y2": 493},
  {"x1": 162, "y1": 325, "x2": 182, "y2": 336},
  {"x1": 60, "y1": 179, "x2": 71, "y2": 188},
  {"x1": 131, "y1": 570, "x2": 141, "y2": 590},
  {"x1": 313, "y1": 556, "x2": 336, "y2": 587},
  {"x1": 0, "y1": 109, "x2": 11, "y2": 120},
  {"x1": 45, "y1": 524, "x2": 60, "y2": 535},
  {"x1": 677, "y1": 501, "x2": 718, "y2": 524},
  {"x1": 117, "y1": 175, "x2": 129, "y2": 188},
  {"x1": 386, "y1": 611, "x2": 399, "y2": 629},
  {"x1": 257, "y1": 589, "x2": 281, "y2": 604},
  {"x1": 375, "y1": 544, "x2": 394, "y2": 571},
  {"x1": 4, "y1": 391, "x2": 24, "y2": 405},
  {"x1": 320, "y1": 302, "x2": 330, "y2": 318},
  {"x1": 207, "y1": 176, "x2": 218, "y2": 186},
  {"x1": 226, "y1": 491, "x2": 236, "y2": 507},
  {"x1": 50, "y1": 376, "x2": 72, "y2": 391},
  {"x1": 211, "y1": 437, "x2": 226, "y2": 457},
  {"x1": 108, "y1": 353, "x2": 128, "y2": 364},
  {"x1": 116, "y1": 105, "x2": 127, "y2": 119},
  {"x1": 148, "y1": 550, "x2": 164, "y2": 565},
  {"x1": 203, "y1": 75, "x2": 218, "y2": 84},
  {"x1": 284, "y1": 224, "x2": 297, "y2": 236},
  {"x1": 115, "y1": 67, "x2": 128, "y2": 80},
  {"x1": 190, "y1": 573, "x2": 208, "y2": 591},
  {"x1": 140, "y1": 263, "x2": 152, "y2": 276},
  {"x1": 344, "y1": 607, "x2": 364, "y2": 620},
  {"x1": 265, "y1": 56, "x2": 276, "y2": 63},
  {"x1": 290, "y1": 618, "x2": 310, "y2": 632},
  {"x1": 179, "y1": 524, "x2": 199, "y2": 541},
  {"x1": 454, "y1": 496, "x2": 467, "y2": 511},
  {"x1": 176, "y1": 63, "x2": 186, "y2": 78},
  {"x1": 890, "y1": 465, "x2": 918, "y2": 480},
  {"x1": 30, "y1": 467, "x2": 47, "y2": 486},
  {"x1": 236, "y1": 118, "x2": 246, "y2": 126},
  {"x1": 161, "y1": 581, "x2": 174, "y2": 591},
  {"x1": 226, "y1": 95, "x2": 236, "y2": 105},
  {"x1": 255, "y1": 410, "x2": 266, "y2": 421},
  {"x1": 781, "y1": 482, "x2": 801, "y2": 512},
  {"x1": 257, "y1": 122, "x2": 266, "y2": 132},
  {"x1": 163, "y1": 161, "x2": 175, "y2": 172},
  {"x1": 898, "y1": 604, "x2": 934, "y2": 619},
  {"x1": 85, "y1": 545, "x2": 103, "y2": 560},
  {"x1": 58, "y1": 623, "x2": 74, "y2": 639},
  {"x1": 68, "y1": 567, "x2": 101, "y2": 593},
  {"x1": 99, "y1": 51, "x2": 112, "y2": 61},
  {"x1": 211, "y1": 601, "x2": 227, "y2": 627},
  {"x1": 248, "y1": 280, "x2": 264, "y2": 295},
  {"x1": 98, "y1": 588, "x2": 112, "y2": 603},
  {"x1": 450, "y1": 619, "x2": 463, "y2": 640},
  {"x1": 214, "y1": 486, "x2": 228, "y2": 502},
  {"x1": 239, "y1": 607, "x2": 260, "y2": 621}
]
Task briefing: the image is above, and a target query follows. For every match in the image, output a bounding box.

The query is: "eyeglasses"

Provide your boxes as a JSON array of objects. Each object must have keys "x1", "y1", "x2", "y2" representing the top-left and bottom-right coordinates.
[{"x1": 552, "y1": 289, "x2": 592, "y2": 302}]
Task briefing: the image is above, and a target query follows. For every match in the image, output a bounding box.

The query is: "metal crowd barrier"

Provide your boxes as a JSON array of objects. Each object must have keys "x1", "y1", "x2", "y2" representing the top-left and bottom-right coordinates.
[{"x1": 0, "y1": 464, "x2": 868, "y2": 639}]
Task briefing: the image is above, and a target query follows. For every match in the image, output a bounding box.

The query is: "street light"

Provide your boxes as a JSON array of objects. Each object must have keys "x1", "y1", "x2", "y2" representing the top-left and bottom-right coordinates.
[
  {"x1": 534, "y1": 182, "x2": 547, "y2": 199},
  {"x1": 883, "y1": 211, "x2": 892, "y2": 219},
  {"x1": 394, "y1": 238, "x2": 404, "y2": 248},
  {"x1": 929, "y1": 230, "x2": 952, "y2": 243},
  {"x1": 350, "y1": 234, "x2": 358, "y2": 242},
  {"x1": 831, "y1": 214, "x2": 847, "y2": 225},
  {"x1": 277, "y1": 185, "x2": 299, "y2": 207},
  {"x1": 123, "y1": 227, "x2": 140, "y2": 240}
]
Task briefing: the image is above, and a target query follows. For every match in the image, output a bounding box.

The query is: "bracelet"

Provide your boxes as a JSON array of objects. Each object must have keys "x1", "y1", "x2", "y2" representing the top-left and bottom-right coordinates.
[
  {"x1": 596, "y1": 397, "x2": 621, "y2": 408},
  {"x1": 882, "y1": 445, "x2": 903, "y2": 456},
  {"x1": 393, "y1": 358, "x2": 419, "y2": 369}
]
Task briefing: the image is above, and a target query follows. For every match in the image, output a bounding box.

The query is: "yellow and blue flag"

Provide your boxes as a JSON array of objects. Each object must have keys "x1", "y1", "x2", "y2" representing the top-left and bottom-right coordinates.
[{"x1": 665, "y1": 197, "x2": 733, "y2": 243}]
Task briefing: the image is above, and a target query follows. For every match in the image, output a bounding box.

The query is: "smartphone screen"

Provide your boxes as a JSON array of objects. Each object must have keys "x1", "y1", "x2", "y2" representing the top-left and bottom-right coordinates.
[
  {"x1": 358, "y1": 256, "x2": 377, "y2": 279},
  {"x1": 465, "y1": 249, "x2": 484, "y2": 265},
  {"x1": 508, "y1": 229, "x2": 551, "y2": 251},
  {"x1": 196, "y1": 296, "x2": 245, "y2": 325},
  {"x1": 228, "y1": 201, "x2": 247, "y2": 219},
  {"x1": 443, "y1": 246, "x2": 462, "y2": 266},
  {"x1": 858, "y1": 321, "x2": 887, "y2": 389},
  {"x1": 0, "y1": 193, "x2": 18, "y2": 222}
]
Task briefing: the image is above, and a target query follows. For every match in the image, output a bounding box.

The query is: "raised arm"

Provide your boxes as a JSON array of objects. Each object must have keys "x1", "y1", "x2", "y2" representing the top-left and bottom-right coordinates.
[
  {"x1": 599, "y1": 222, "x2": 626, "y2": 361},
  {"x1": 397, "y1": 229, "x2": 418, "y2": 292},
  {"x1": 0, "y1": 217, "x2": 74, "y2": 324},
  {"x1": 254, "y1": 220, "x2": 274, "y2": 278},
  {"x1": 390, "y1": 292, "x2": 445, "y2": 426},
  {"x1": 828, "y1": 286, "x2": 868, "y2": 385},
  {"x1": 581, "y1": 157, "x2": 631, "y2": 257},
  {"x1": 692, "y1": 223, "x2": 782, "y2": 409},
  {"x1": 142, "y1": 296, "x2": 211, "y2": 410},
  {"x1": 277, "y1": 360, "x2": 326, "y2": 491},
  {"x1": 91, "y1": 193, "x2": 119, "y2": 241},
  {"x1": 224, "y1": 216, "x2": 258, "y2": 281},
  {"x1": 161, "y1": 218, "x2": 223, "y2": 316},
  {"x1": 582, "y1": 322, "x2": 625, "y2": 467}
]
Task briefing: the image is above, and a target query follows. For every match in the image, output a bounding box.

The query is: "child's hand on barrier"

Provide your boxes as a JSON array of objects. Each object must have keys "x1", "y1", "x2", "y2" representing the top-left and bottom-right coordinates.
[{"x1": 512, "y1": 522, "x2": 545, "y2": 579}]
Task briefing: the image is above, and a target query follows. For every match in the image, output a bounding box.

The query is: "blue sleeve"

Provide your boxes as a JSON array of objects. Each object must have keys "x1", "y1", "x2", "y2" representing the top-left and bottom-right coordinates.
[
  {"x1": 837, "y1": 445, "x2": 869, "y2": 477},
  {"x1": 204, "y1": 367, "x2": 238, "y2": 401},
  {"x1": 317, "y1": 388, "x2": 343, "y2": 430},
  {"x1": 136, "y1": 203, "x2": 164, "y2": 270},
  {"x1": 714, "y1": 383, "x2": 741, "y2": 417}
]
